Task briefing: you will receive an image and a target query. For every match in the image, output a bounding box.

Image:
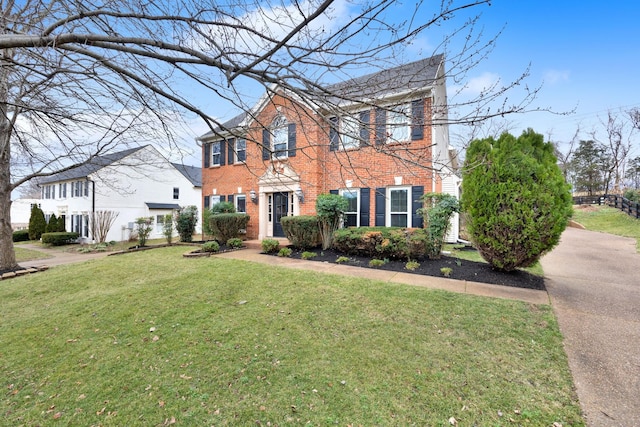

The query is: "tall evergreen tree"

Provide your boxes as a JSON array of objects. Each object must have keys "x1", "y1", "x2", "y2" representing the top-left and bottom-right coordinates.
[
  {"x1": 28, "y1": 204, "x2": 46, "y2": 241},
  {"x1": 45, "y1": 213, "x2": 58, "y2": 233},
  {"x1": 461, "y1": 129, "x2": 573, "y2": 271}
]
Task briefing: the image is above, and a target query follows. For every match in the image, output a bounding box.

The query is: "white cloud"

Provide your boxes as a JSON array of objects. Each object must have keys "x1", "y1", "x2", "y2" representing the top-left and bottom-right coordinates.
[
  {"x1": 544, "y1": 69, "x2": 570, "y2": 85},
  {"x1": 453, "y1": 72, "x2": 501, "y2": 97}
]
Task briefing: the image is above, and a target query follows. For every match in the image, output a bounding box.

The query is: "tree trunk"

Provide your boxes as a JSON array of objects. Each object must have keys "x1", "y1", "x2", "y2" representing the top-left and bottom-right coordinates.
[{"x1": 0, "y1": 145, "x2": 18, "y2": 271}]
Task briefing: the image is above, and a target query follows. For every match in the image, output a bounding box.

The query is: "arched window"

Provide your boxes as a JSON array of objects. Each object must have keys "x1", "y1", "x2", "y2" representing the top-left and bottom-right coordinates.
[{"x1": 271, "y1": 115, "x2": 288, "y2": 159}]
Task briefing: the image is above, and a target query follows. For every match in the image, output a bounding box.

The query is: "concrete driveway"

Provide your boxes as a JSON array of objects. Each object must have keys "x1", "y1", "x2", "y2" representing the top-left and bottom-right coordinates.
[{"x1": 541, "y1": 227, "x2": 640, "y2": 427}]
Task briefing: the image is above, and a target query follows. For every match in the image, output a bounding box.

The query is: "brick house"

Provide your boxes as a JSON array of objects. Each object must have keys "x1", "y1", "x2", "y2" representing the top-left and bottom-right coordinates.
[{"x1": 199, "y1": 54, "x2": 460, "y2": 241}]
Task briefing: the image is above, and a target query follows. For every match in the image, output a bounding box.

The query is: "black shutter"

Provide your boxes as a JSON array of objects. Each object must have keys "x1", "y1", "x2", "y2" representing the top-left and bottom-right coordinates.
[
  {"x1": 228, "y1": 138, "x2": 235, "y2": 165},
  {"x1": 219, "y1": 140, "x2": 226, "y2": 166},
  {"x1": 375, "y1": 108, "x2": 386, "y2": 145},
  {"x1": 360, "y1": 188, "x2": 370, "y2": 227},
  {"x1": 359, "y1": 110, "x2": 370, "y2": 147},
  {"x1": 412, "y1": 185, "x2": 424, "y2": 228},
  {"x1": 204, "y1": 143, "x2": 210, "y2": 168},
  {"x1": 411, "y1": 99, "x2": 424, "y2": 140},
  {"x1": 220, "y1": 195, "x2": 226, "y2": 202},
  {"x1": 262, "y1": 129, "x2": 270, "y2": 160},
  {"x1": 204, "y1": 196, "x2": 210, "y2": 209},
  {"x1": 375, "y1": 187, "x2": 386, "y2": 226},
  {"x1": 228, "y1": 195, "x2": 234, "y2": 205},
  {"x1": 329, "y1": 189, "x2": 339, "y2": 195},
  {"x1": 329, "y1": 117, "x2": 339, "y2": 151},
  {"x1": 288, "y1": 123, "x2": 297, "y2": 157}
]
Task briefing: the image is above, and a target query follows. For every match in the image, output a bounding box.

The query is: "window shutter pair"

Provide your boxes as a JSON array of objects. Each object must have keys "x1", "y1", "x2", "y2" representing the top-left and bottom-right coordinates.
[
  {"x1": 329, "y1": 117, "x2": 339, "y2": 152},
  {"x1": 373, "y1": 185, "x2": 424, "y2": 227},
  {"x1": 262, "y1": 124, "x2": 297, "y2": 159}
]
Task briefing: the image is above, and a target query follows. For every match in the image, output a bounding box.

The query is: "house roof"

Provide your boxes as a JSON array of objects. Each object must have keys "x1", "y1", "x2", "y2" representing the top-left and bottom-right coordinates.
[
  {"x1": 39, "y1": 145, "x2": 201, "y2": 187},
  {"x1": 145, "y1": 203, "x2": 181, "y2": 210},
  {"x1": 171, "y1": 163, "x2": 202, "y2": 187},
  {"x1": 198, "y1": 54, "x2": 444, "y2": 140},
  {"x1": 39, "y1": 146, "x2": 147, "y2": 184}
]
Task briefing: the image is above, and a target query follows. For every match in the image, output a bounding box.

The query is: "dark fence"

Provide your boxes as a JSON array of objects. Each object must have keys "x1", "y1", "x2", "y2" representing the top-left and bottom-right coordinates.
[{"x1": 573, "y1": 194, "x2": 640, "y2": 219}]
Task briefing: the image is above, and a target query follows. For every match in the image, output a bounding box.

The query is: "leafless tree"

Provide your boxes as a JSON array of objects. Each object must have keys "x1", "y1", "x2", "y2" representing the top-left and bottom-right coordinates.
[
  {"x1": 591, "y1": 111, "x2": 635, "y2": 194},
  {"x1": 90, "y1": 210, "x2": 119, "y2": 243},
  {"x1": 1, "y1": 0, "x2": 541, "y2": 270}
]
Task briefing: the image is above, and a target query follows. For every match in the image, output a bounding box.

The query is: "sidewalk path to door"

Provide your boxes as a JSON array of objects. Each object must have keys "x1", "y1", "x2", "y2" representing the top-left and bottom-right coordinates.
[{"x1": 541, "y1": 227, "x2": 640, "y2": 427}]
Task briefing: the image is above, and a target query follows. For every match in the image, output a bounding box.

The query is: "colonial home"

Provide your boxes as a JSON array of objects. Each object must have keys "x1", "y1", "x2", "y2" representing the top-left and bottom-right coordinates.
[
  {"x1": 37, "y1": 145, "x2": 202, "y2": 242},
  {"x1": 199, "y1": 54, "x2": 460, "y2": 241}
]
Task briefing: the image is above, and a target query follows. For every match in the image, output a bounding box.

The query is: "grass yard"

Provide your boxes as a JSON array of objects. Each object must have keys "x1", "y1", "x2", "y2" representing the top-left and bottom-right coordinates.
[
  {"x1": 0, "y1": 247, "x2": 583, "y2": 426},
  {"x1": 572, "y1": 205, "x2": 640, "y2": 250},
  {"x1": 14, "y1": 247, "x2": 52, "y2": 263}
]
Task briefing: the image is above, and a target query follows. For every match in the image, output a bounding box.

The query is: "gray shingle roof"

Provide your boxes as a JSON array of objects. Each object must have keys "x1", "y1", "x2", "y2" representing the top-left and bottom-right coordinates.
[
  {"x1": 171, "y1": 163, "x2": 202, "y2": 187},
  {"x1": 39, "y1": 146, "x2": 146, "y2": 184},
  {"x1": 199, "y1": 54, "x2": 443, "y2": 138}
]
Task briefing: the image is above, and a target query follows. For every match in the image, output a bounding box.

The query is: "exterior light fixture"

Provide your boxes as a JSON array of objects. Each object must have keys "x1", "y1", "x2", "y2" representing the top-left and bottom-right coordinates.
[
  {"x1": 295, "y1": 187, "x2": 304, "y2": 203},
  {"x1": 250, "y1": 189, "x2": 257, "y2": 203}
]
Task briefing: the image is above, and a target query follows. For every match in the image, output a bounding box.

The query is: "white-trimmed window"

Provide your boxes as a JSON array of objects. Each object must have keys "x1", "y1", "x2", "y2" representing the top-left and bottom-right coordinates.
[
  {"x1": 211, "y1": 195, "x2": 221, "y2": 206},
  {"x1": 340, "y1": 189, "x2": 360, "y2": 227},
  {"x1": 340, "y1": 114, "x2": 361, "y2": 150},
  {"x1": 387, "y1": 104, "x2": 410, "y2": 143},
  {"x1": 235, "y1": 138, "x2": 246, "y2": 163},
  {"x1": 388, "y1": 187, "x2": 410, "y2": 227},
  {"x1": 272, "y1": 116, "x2": 288, "y2": 159},
  {"x1": 211, "y1": 141, "x2": 222, "y2": 166},
  {"x1": 235, "y1": 194, "x2": 246, "y2": 213}
]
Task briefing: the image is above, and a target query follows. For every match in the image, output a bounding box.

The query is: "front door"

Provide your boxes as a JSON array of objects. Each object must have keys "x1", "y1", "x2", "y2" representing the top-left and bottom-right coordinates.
[{"x1": 273, "y1": 192, "x2": 289, "y2": 237}]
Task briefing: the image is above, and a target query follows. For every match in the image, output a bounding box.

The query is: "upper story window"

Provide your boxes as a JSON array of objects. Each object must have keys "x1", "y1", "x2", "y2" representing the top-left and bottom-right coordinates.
[
  {"x1": 211, "y1": 141, "x2": 222, "y2": 166},
  {"x1": 173, "y1": 187, "x2": 179, "y2": 200},
  {"x1": 59, "y1": 182, "x2": 67, "y2": 198},
  {"x1": 271, "y1": 115, "x2": 288, "y2": 159},
  {"x1": 329, "y1": 110, "x2": 370, "y2": 152},
  {"x1": 375, "y1": 99, "x2": 424, "y2": 145},
  {"x1": 235, "y1": 138, "x2": 246, "y2": 163},
  {"x1": 262, "y1": 115, "x2": 297, "y2": 161}
]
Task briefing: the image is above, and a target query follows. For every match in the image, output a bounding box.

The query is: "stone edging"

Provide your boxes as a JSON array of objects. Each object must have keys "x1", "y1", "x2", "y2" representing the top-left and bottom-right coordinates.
[{"x1": 1, "y1": 266, "x2": 50, "y2": 281}]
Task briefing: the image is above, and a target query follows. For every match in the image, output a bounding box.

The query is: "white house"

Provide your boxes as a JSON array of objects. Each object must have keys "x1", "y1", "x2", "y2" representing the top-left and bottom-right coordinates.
[
  {"x1": 37, "y1": 145, "x2": 202, "y2": 242},
  {"x1": 9, "y1": 198, "x2": 39, "y2": 230}
]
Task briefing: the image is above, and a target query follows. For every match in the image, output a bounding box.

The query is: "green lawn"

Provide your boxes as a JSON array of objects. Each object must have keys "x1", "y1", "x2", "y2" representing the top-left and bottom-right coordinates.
[
  {"x1": 14, "y1": 247, "x2": 52, "y2": 262},
  {"x1": 572, "y1": 205, "x2": 640, "y2": 250},
  {"x1": 0, "y1": 247, "x2": 583, "y2": 426}
]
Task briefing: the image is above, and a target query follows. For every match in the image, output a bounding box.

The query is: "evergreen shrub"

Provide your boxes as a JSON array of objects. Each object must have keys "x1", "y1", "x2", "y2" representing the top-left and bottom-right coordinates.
[
  {"x1": 280, "y1": 215, "x2": 320, "y2": 249},
  {"x1": 12, "y1": 229, "x2": 30, "y2": 242},
  {"x1": 461, "y1": 129, "x2": 572, "y2": 271},
  {"x1": 41, "y1": 232, "x2": 80, "y2": 246},
  {"x1": 209, "y1": 213, "x2": 249, "y2": 243}
]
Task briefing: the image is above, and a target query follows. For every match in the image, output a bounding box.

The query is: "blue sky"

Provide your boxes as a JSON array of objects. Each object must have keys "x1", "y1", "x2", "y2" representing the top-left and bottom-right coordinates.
[
  {"x1": 438, "y1": 0, "x2": 640, "y2": 146},
  {"x1": 186, "y1": 0, "x2": 640, "y2": 154}
]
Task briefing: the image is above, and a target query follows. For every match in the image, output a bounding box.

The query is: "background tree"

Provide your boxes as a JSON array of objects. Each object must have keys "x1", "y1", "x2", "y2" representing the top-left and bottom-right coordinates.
[
  {"x1": 316, "y1": 193, "x2": 348, "y2": 250},
  {"x1": 27, "y1": 204, "x2": 46, "y2": 241},
  {"x1": 461, "y1": 129, "x2": 572, "y2": 272},
  {"x1": 0, "y1": 0, "x2": 540, "y2": 270},
  {"x1": 625, "y1": 156, "x2": 640, "y2": 189},
  {"x1": 569, "y1": 140, "x2": 610, "y2": 195}
]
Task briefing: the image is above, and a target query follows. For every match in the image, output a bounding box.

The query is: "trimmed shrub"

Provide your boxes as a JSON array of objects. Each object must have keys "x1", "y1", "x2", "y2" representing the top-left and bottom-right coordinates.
[
  {"x1": 278, "y1": 247, "x2": 292, "y2": 257},
  {"x1": 12, "y1": 229, "x2": 30, "y2": 242},
  {"x1": 175, "y1": 206, "x2": 199, "y2": 242},
  {"x1": 280, "y1": 215, "x2": 320, "y2": 249},
  {"x1": 45, "y1": 213, "x2": 58, "y2": 233},
  {"x1": 417, "y1": 193, "x2": 460, "y2": 259},
  {"x1": 461, "y1": 129, "x2": 572, "y2": 271},
  {"x1": 56, "y1": 215, "x2": 66, "y2": 232},
  {"x1": 209, "y1": 213, "x2": 249, "y2": 243},
  {"x1": 316, "y1": 193, "x2": 348, "y2": 250},
  {"x1": 135, "y1": 217, "x2": 153, "y2": 247},
  {"x1": 301, "y1": 251, "x2": 317, "y2": 260},
  {"x1": 261, "y1": 239, "x2": 280, "y2": 254},
  {"x1": 332, "y1": 227, "x2": 429, "y2": 260},
  {"x1": 211, "y1": 201, "x2": 236, "y2": 215},
  {"x1": 41, "y1": 232, "x2": 79, "y2": 246},
  {"x1": 226, "y1": 238, "x2": 244, "y2": 249},
  {"x1": 202, "y1": 241, "x2": 220, "y2": 253},
  {"x1": 28, "y1": 204, "x2": 46, "y2": 240}
]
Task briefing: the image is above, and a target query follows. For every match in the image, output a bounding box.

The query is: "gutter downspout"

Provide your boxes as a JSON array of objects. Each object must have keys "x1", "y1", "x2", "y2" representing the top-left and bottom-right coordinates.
[{"x1": 86, "y1": 178, "x2": 95, "y2": 242}]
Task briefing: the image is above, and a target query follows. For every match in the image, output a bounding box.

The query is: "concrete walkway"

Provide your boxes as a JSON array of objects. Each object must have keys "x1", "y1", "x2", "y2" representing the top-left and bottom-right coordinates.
[{"x1": 541, "y1": 227, "x2": 640, "y2": 427}]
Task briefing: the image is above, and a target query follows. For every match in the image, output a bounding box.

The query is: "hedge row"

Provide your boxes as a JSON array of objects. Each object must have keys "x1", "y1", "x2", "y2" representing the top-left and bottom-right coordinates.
[
  {"x1": 41, "y1": 232, "x2": 80, "y2": 246},
  {"x1": 12, "y1": 229, "x2": 30, "y2": 242}
]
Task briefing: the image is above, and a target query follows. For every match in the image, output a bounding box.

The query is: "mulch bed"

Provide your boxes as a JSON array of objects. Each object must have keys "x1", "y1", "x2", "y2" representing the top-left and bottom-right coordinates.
[{"x1": 268, "y1": 247, "x2": 545, "y2": 290}]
